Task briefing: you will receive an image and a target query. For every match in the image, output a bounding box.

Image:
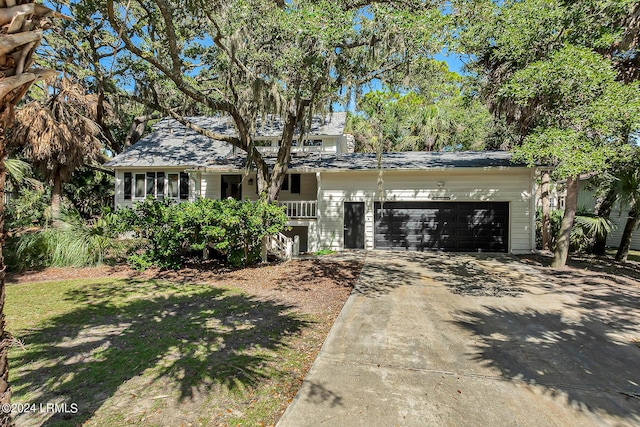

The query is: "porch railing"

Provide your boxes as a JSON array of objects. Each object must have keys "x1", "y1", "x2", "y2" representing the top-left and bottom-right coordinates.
[
  {"x1": 256, "y1": 146, "x2": 337, "y2": 154},
  {"x1": 279, "y1": 200, "x2": 317, "y2": 219},
  {"x1": 266, "y1": 233, "x2": 299, "y2": 260}
]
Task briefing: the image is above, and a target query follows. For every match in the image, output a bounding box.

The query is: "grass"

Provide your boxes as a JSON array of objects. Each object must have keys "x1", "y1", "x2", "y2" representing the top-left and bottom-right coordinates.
[
  {"x1": 6, "y1": 277, "x2": 315, "y2": 426},
  {"x1": 313, "y1": 249, "x2": 336, "y2": 256},
  {"x1": 605, "y1": 248, "x2": 640, "y2": 263}
]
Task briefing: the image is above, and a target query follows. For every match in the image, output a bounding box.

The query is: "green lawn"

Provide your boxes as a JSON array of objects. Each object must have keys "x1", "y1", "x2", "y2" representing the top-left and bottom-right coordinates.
[
  {"x1": 606, "y1": 248, "x2": 640, "y2": 263},
  {"x1": 6, "y1": 277, "x2": 313, "y2": 426}
]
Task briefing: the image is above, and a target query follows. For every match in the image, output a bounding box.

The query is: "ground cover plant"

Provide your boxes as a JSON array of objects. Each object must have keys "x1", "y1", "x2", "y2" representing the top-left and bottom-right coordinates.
[{"x1": 5, "y1": 256, "x2": 363, "y2": 426}]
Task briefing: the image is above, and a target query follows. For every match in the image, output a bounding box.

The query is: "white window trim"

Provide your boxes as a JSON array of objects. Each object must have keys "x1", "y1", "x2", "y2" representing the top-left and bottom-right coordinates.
[{"x1": 129, "y1": 171, "x2": 189, "y2": 200}]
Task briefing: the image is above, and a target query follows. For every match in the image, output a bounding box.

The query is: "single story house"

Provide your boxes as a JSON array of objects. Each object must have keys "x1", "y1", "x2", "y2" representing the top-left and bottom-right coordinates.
[{"x1": 105, "y1": 114, "x2": 536, "y2": 254}]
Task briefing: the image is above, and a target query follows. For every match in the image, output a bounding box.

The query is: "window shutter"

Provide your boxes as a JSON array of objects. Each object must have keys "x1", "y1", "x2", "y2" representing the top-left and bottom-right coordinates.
[
  {"x1": 124, "y1": 172, "x2": 132, "y2": 200},
  {"x1": 180, "y1": 172, "x2": 189, "y2": 200},
  {"x1": 156, "y1": 172, "x2": 165, "y2": 198}
]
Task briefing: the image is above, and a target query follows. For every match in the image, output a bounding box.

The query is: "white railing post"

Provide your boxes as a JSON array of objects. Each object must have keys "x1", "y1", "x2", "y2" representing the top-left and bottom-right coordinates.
[
  {"x1": 277, "y1": 200, "x2": 317, "y2": 219},
  {"x1": 286, "y1": 239, "x2": 293, "y2": 259},
  {"x1": 293, "y1": 235, "x2": 300, "y2": 256}
]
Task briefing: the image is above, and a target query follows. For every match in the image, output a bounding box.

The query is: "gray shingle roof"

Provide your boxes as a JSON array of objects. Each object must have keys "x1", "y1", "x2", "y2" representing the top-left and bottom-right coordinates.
[
  {"x1": 105, "y1": 113, "x2": 347, "y2": 168},
  {"x1": 288, "y1": 151, "x2": 519, "y2": 171},
  {"x1": 193, "y1": 150, "x2": 521, "y2": 171},
  {"x1": 105, "y1": 114, "x2": 522, "y2": 170}
]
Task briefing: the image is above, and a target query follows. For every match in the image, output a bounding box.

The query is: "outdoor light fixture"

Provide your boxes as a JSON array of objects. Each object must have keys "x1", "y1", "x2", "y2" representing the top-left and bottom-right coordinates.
[
  {"x1": 248, "y1": 178, "x2": 254, "y2": 186},
  {"x1": 437, "y1": 181, "x2": 445, "y2": 187}
]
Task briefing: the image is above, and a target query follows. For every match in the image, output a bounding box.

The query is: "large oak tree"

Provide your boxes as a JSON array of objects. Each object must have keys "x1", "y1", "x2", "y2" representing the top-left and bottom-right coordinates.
[{"x1": 96, "y1": 0, "x2": 447, "y2": 201}]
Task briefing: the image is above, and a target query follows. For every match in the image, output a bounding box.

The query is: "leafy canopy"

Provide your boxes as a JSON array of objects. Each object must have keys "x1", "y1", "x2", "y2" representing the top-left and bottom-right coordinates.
[{"x1": 504, "y1": 45, "x2": 639, "y2": 178}]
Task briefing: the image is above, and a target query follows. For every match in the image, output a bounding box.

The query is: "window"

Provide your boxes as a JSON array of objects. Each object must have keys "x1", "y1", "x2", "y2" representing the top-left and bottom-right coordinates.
[
  {"x1": 280, "y1": 174, "x2": 289, "y2": 191},
  {"x1": 168, "y1": 173, "x2": 179, "y2": 198},
  {"x1": 128, "y1": 171, "x2": 188, "y2": 200},
  {"x1": 145, "y1": 172, "x2": 166, "y2": 198},
  {"x1": 146, "y1": 172, "x2": 155, "y2": 196},
  {"x1": 221, "y1": 175, "x2": 242, "y2": 200},
  {"x1": 254, "y1": 139, "x2": 271, "y2": 147},
  {"x1": 156, "y1": 172, "x2": 165, "y2": 198},
  {"x1": 124, "y1": 172, "x2": 132, "y2": 200},
  {"x1": 135, "y1": 174, "x2": 145, "y2": 198},
  {"x1": 303, "y1": 139, "x2": 323, "y2": 147},
  {"x1": 291, "y1": 174, "x2": 301, "y2": 194},
  {"x1": 180, "y1": 172, "x2": 189, "y2": 200}
]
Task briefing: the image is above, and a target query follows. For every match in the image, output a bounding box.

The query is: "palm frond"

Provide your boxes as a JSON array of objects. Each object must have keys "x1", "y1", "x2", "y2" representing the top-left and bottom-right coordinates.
[
  {"x1": 573, "y1": 214, "x2": 615, "y2": 239},
  {"x1": 4, "y1": 158, "x2": 32, "y2": 182},
  {"x1": 7, "y1": 77, "x2": 105, "y2": 183}
]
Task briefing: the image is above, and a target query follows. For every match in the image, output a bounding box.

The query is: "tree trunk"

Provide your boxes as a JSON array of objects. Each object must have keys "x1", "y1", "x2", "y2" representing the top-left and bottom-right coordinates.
[
  {"x1": 51, "y1": 172, "x2": 63, "y2": 226},
  {"x1": 615, "y1": 207, "x2": 639, "y2": 263},
  {"x1": 540, "y1": 170, "x2": 551, "y2": 250},
  {"x1": 551, "y1": 176, "x2": 579, "y2": 268},
  {"x1": 266, "y1": 109, "x2": 299, "y2": 203},
  {"x1": 0, "y1": 130, "x2": 13, "y2": 427},
  {"x1": 255, "y1": 161, "x2": 269, "y2": 197},
  {"x1": 124, "y1": 112, "x2": 161, "y2": 150},
  {"x1": 592, "y1": 186, "x2": 617, "y2": 256}
]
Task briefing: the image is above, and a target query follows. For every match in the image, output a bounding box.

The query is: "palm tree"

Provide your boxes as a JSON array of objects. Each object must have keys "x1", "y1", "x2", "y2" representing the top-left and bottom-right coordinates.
[
  {"x1": 0, "y1": 3, "x2": 67, "y2": 425},
  {"x1": 615, "y1": 165, "x2": 640, "y2": 262},
  {"x1": 9, "y1": 77, "x2": 103, "y2": 223}
]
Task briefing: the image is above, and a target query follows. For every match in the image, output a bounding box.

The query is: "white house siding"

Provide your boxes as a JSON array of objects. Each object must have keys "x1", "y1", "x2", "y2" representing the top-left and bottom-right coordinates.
[
  {"x1": 606, "y1": 205, "x2": 640, "y2": 251},
  {"x1": 574, "y1": 181, "x2": 639, "y2": 251},
  {"x1": 317, "y1": 168, "x2": 535, "y2": 254},
  {"x1": 199, "y1": 172, "x2": 222, "y2": 200},
  {"x1": 577, "y1": 180, "x2": 597, "y2": 211}
]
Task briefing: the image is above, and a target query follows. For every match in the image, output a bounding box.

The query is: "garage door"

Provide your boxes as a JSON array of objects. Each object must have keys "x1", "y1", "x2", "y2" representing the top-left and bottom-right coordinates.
[{"x1": 374, "y1": 202, "x2": 508, "y2": 252}]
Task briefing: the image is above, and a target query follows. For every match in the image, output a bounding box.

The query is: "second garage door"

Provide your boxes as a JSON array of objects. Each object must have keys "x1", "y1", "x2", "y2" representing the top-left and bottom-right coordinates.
[{"x1": 374, "y1": 201, "x2": 508, "y2": 252}]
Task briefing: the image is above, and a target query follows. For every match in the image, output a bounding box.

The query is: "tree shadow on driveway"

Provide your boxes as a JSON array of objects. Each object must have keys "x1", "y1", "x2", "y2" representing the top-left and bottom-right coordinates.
[
  {"x1": 453, "y1": 281, "x2": 640, "y2": 424},
  {"x1": 350, "y1": 251, "x2": 424, "y2": 297},
  {"x1": 356, "y1": 251, "x2": 532, "y2": 297},
  {"x1": 11, "y1": 279, "x2": 309, "y2": 426}
]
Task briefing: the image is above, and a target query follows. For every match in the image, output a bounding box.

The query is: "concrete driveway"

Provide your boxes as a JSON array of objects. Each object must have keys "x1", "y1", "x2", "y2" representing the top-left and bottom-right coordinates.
[{"x1": 277, "y1": 251, "x2": 640, "y2": 427}]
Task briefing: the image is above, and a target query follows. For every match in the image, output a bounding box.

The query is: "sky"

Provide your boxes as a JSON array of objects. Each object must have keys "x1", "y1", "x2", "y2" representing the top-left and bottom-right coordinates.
[{"x1": 46, "y1": 1, "x2": 468, "y2": 114}]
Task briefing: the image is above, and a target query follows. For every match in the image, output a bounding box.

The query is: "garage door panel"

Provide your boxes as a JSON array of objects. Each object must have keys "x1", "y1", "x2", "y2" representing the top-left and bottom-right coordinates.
[{"x1": 375, "y1": 202, "x2": 508, "y2": 252}]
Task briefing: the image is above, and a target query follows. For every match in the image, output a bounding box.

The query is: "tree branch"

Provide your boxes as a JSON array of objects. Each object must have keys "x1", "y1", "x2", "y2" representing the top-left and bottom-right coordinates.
[
  {"x1": 124, "y1": 93, "x2": 244, "y2": 147},
  {"x1": 155, "y1": 0, "x2": 183, "y2": 76},
  {"x1": 106, "y1": 0, "x2": 234, "y2": 113}
]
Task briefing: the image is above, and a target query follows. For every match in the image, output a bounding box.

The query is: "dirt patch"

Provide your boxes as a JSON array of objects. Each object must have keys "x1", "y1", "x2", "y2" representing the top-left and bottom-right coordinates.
[
  {"x1": 8, "y1": 256, "x2": 363, "y2": 319},
  {"x1": 518, "y1": 252, "x2": 640, "y2": 288},
  {"x1": 6, "y1": 265, "x2": 132, "y2": 284}
]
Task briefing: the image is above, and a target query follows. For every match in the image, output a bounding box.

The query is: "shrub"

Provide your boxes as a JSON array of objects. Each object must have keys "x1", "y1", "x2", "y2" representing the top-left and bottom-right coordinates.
[
  {"x1": 535, "y1": 208, "x2": 563, "y2": 250},
  {"x1": 116, "y1": 197, "x2": 185, "y2": 269},
  {"x1": 4, "y1": 187, "x2": 51, "y2": 232},
  {"x1": 6, "y1": 206, "x2": 117, "y2": 272},
  {"x1": 570, "y1": 211, "x2": 614, "y2": 253},
  {"x1": 535, "y1": 207, "x2": 615, "y2": 253},
  {"x1": 115, "y1": 197, "x2": 288, "y2": 269}
]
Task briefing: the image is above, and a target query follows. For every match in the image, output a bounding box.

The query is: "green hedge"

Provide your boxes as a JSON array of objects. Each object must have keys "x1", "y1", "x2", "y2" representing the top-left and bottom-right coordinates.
[{"x1": 116, "y1": 197, "x2": 288, "y2": 269}]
